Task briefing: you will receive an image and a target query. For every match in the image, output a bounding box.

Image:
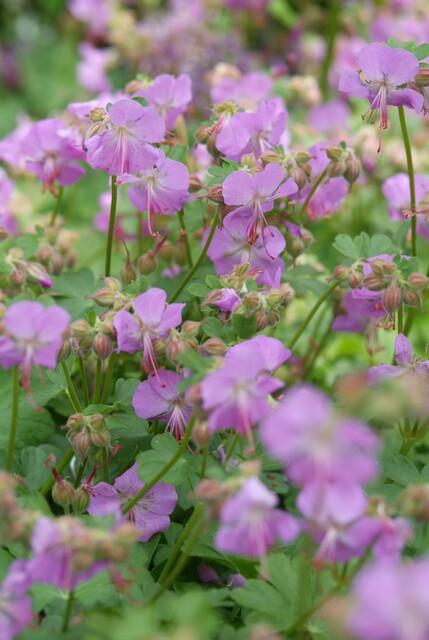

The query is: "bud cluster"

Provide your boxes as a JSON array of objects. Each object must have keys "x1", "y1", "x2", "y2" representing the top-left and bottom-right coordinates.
[
  {"x1": 66, "y1": 412, "x2": 111, "y2": 459},
  {"x1": 326, "y1": 144, "x2": 361, "y2": 184}
]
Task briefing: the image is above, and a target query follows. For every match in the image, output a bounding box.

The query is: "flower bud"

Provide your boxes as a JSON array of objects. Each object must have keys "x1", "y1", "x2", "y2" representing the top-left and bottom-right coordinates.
[
  {"x1": 202, "y1": 337, "x2": 227, "y2": 356},
  {"x1": 71, "y1": 319, "x2": 91, "y2": 339},
  {"x1": 125, "y1": 79, "x2": 146, "y2": 94},
  {"x1": 52, "y1": 479, "x2": 75, "y2": 509},
  {"x1": 26, "y1": 262, "x2": 52, "y2": 288},
  {"x1": 105, "y1": 277, "x2": 122, "y2": 292},
  {"x1": 287, "y1": 236, "x2": 305, "y2": 259},
  {"x1": 92, "y1": 287, "x2": 116, "y2": 306},
  {"x1": 408, "y1": 272, "x2": 429, "y2": 289},
  {"x1": 89, "y1": 107, "x2": 107, "y2": 122},
  {"x1": 348, "y1": 270, "x2": 362, "y2": 288},
  {"x1": 195, "y1": 126, "x2": 212, "y2": 144},
  {"x1": 88, "y1": 413, "x2": 106, "y2": 431},
  {"x1": 93, "y1": 333, "x2": 113, "y2": 360},
  {"x1": 37, "y1": 244, "x2": 54, "y2": 264},
  {"x1": 399, "y1": 484, "x2": 429, "y2": 520},
  {"x1": 295, "y1": 150, "x2": 312, "y2": 165},
  {"x1": 260, "y1": 150, "x2": 281, "y2": 165},
  {"x1": 329, "y1": 160, "x2": 347, "y2": 178},
  {"x1": 289, "y1": 166, "x2": 308, "y2": 190},
  {"x1": 370, "y1": 259, "x2": 387, "y2": 276},
  {"x1": 383, "y1": 285, "x2": 402, "y2": 314},
  {"x1": 90, "y1": 429, "x2": 111, "y2": 448},
  {"x1": 182, "y1": 320, "x2": 200, "y2": 336},
  {"x1": 72, "y1": 431, "x2": 91, "y2": 458},
  {"x1": 66, "y1": 413, "x2": 85, "y2": 432},
  {"x1": 192, "y1": 422, "x2": 212, "y2": 448},
  {"x1": 403, "y1": 288, "x2": 422, "y2": 308},
  {"x1": 326, "y1": 146, "x2": 343, "y2": 162},
  {"x1": 121, "y1": 259, "x2": 136, "y2": 285},
  {"x1": 344, "y1": 156, "x2": 361, "y2": 183},
  {"x1": 138, "y1": 252, "x2": 157, "y2": 274},
  {"x1": 10, "y1": 269, "x2": 26, "y2": 287},
  {"x1": 363, "y1": 274, "x2": 385, "y2": 291},
  {"x1": 333, "y1": 265, "x2": 349, "y2": 281},
  {"x1": 189, "y1": 175, "x2": 203, "y2": 192},
  {"x1": 207, "y1": 184, "x2": 224, "y2": 204},
  {"x1": 72, "y1": 486, "x2": 90, "y2": 514},
  {"x1": 157, "y1": 240, "x2": 175, "y2": 261},
  {"x1": 415, "y1": 69, "x2": 429, "y2": 88}
]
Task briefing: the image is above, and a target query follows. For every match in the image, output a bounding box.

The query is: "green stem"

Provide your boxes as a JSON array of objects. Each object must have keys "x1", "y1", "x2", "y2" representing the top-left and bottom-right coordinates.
[
  {"x1": 403, "y1": 308, "x2": 414, "y2": 336},
  {"x1": 137, "y1": 210, "x2": 144, "y2": 257},
  {"x1": 224, "y1": 432, "x2": 239, "y2": 465},
  {"x1": 178, "y1": 209, "x2": 193, "y2": 268},
  {"x1": 289, "y1": 281, "x2": 338, "y2": 349},
  {"x1": 93, "y1": 359, "x2": 103, "y2": 403},
  {"x1": 100, "y1": 354, "x2": 115, "y2": 404},
  {"x1": 297, "y1": 169, "x2": 328, "y2": 219},
  {"x1": 74, "y1": 459, "x2": 86, "y2": 488},
  {"x1": 40, "y1": 448, "x2": 74, "y2": 496},
  {"x1": 170, "y1": 212, "x2": 219, "y2": 303},
  {"x1": 62, "y1": 590, "x2": 74, "y2": 633},
  {"x1": 320, "y1": 0, "x2": 341, "y2": 99},
  {"x1": 397, "y1": 304, "x2": 404, "y2": 334},
  {"x1": 50, "y1": 186, "x2": 63, "y2": 226},
  {"x1": 158, "y1": 503, "x2": 204, "y2": 585},
  {"x1": 303, "y1": 320, "x2": 332, "y2": 379},
  {"x1": 122, "y1": 417, "x2": 195, "y2": 515},
  {"x1": 61, "y1": 361, "x2": 82, "y2": 412},
  {"x1": 6, "y1": 366, "x2": 20, "y2": 472},
  {"x1": 78, "y1": 357, "x2": 89, "y2": 407},
  {"x1": 287, "y1": 586, "x2": 340, "y2": 635},
  {"x1": 104, "y1": 175, "x2": 118, "y2": 277},
  {"x1": 148, "y1": 509, "x2": 205, "y2": 604},
  {"x1": 398, "y1": 105, "x2": 417, "y2": 257},
  {"x1": 200, "y1": 445, "x2": 209, "y2": 479}
]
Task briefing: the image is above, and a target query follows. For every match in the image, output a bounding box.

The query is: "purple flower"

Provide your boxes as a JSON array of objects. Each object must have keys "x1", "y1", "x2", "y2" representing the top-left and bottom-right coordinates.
[
  {"x1": 0, "y1": 561, "x2": 33, "y2": 640},
  {"x1": 207, "y1": 208, "x2": 286, "y2": 287},
  {"x1": 132, "y1": 369, "x2": 192, "y2": 440},
  {"x1": 0, "y1": 301, "x2": 70, "y2": 386},
  {"x1": 308, "y1": 100, "x2": 350, "y2": 136},
  {"x1": 215, "y1": 476, "x2": 299, "y2": 558},
  {"x1": 113, "y1": 288, "x2": 184, "y2": 374},
  {"x1": 310, "y1": 515, "x2": 379, "y2": 566},
  {"x1": 382, "y1": 172, "x2": 429, "y2": 239},
  {"x1": 77, "y1": 43, "x2": 114, "y2": 94},
  {"x1": 261, "y1": 385, "x2": 379, "y2": 521},
  {"x1": 201, "y1": 336, "x2": 290, "y2": 445},
  {"x1": 333, "y1": 290, "x2": 384, "y2": 333},
  {"x1": 119, "y1": 149, "x2": 189, "y2": 235},
  {"x1": 211, "y1": 71, "x2": 272, "y2": 109},
  {"x1": 85, "y1": 99, "x2": 165, "y2": 176},
  {"x1": 368, "y1": 333, "x2": 429, "y2": 383},
  {"x1": 216, "y1": 98, "x2": 288, "y2": 161},
  {"x1": 211, "y1": 288, "x2": 241, "y2": 313},
  {"x1": 339, "y1": 43, "x2": 423, "y2": 132},
  {"x1": 88, "y1": 463, "x2": 177, "y2": 541},
  {"x1": 133, "y1": 74, "x2": 192, "y2": 129},
  {"x1": 27, "y1": 517, "x2": 106, "y2": 590},
  {"x1": 347, "y1": 558, "x2": 429, "y2": 640},
  {"x1": 20, "y1": 118, "x2": 85, "y2": 189}
]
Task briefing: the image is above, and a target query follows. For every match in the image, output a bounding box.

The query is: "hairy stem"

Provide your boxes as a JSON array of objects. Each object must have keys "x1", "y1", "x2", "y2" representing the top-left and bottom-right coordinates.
[
  {"x1": 6, "y1": 366, "x2": 20, "y2": 472},
  {"x1": 178, "y1": 209, "x2": 193, "y2": 268},
  {"x1": 50, "y1": 186, "x2": 64, "y2": 226},
  {"x1": 61, "y1": 590, "x2": 75, "y2": 633},
  {"x1": 104, "y1": 175, "x2": 118, "y2": 277},
  {"x1": 61, "y1": 361, "x2": 82, "y2": 412},
  {"x1": 289, "y1": 281, "x2": 338, "y2": 349},
  {"x1": 398, "y1": 105, "x2": 417, "y2": 257},
  {"x1": 158, "y1": 503, "x2": 204, "y2": 585}
]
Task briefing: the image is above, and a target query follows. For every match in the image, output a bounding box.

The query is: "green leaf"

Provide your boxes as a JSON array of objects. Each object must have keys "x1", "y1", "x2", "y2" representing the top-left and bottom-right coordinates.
[
  {"x1": 205, "y1": 275, "x2": 221, "y2": 289},
  {"x1": 231, "y1": 314, "x2": 258, "y2": 339},
  {"x1": 137, "y1": 434, "x2": 189, "y2": 484},
  {"x1": 20, "y1": 445, "x2": 61, "y2": 490},
  {"x1": 268, "y1": 0, "x2": 297, "y2": 27},
  {"x1": 167, "y1": 144, "x2": 189, "y2": 162},
  {"x1": 384, "y1": 454, "x2": 420, "y2": 486},
  {"x1": 114, "y1": 378, "x2": 141, "y2": 406},
  {"x1": 188, "y1": 282, "x2": 211, "y2": 298},
  {"x1": 75, "y1": 571, "x2": 119, "y2": 608}
]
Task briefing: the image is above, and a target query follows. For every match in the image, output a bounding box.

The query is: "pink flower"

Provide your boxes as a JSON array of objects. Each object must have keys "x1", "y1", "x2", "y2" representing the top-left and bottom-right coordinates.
[
  {"x1": 133, "y1": 74, "x2": 192, "y2": 129},
  {"x1": 0, "y1": 561, "x2": 33, "y2": 640},
  {"x1": 201, "y1": 336, "x2": 290, "y2": 445},
  {"x1": 215, "y1": 476, "x2": 299, "y2": 558},
  {"x1": 222, "y1": 163, "x2": 297, "y2": 244},
  {"x1": 339, "y1": 43, "x2": 423, "y2": 131},
  {"x1": 0, "y1": 301, "x2": 70, "y2": 387},
  {"x1": 77, "y1": 43, "x2": 114, "y2": 94},
  {"x1": 207, "y1": 208, "x2": 286, "y2": 287},
  {"x1": 368, "y1": 333, "x2": 429, "y2": 383},
  {"x1": 119, "y1": 149, "x2": 189, "y2": 235},
  {"x1": 132, "y1": 369, "x2": 192, "y2": 440},
  {"x1": 113, "y1": 288, "x2": 184, "y2": 374},
  {"x1": 85, "y1": 99, "x2": 165, "y2": 176},
  {"x1": 20, "y1": 118, "x2": 85, "y2": 189},
  {"x1": 88, "y1": 463, "x2": 177, "y2": 541}
]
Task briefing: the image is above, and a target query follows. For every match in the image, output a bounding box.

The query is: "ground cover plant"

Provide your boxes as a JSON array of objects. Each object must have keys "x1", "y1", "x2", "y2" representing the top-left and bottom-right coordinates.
[{"x1": 2, "y1": 0, "x2": 429, "y2": 638}]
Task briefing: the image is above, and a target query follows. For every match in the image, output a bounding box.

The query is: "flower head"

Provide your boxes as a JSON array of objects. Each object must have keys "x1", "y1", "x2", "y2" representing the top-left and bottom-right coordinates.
[
  {"x1": 368, "y1": 333, "x2": 429, "y2": 383},
  {"x1": 132, "y1": 369, "x2": 192, "y2": 440},
  {"x1": 88, "y1": 463, "x2": 177, "y2": 541},
  {"x1": 0, "y1": 301, "x2": 70, "y2": 387},
  {"x1": 21, "y1": 118, "x2": 85, "y2": 190},
  {"x1": 215, "y1": 476, "x2": 299, "y2": 557},
  {"x1": 113, "y1": 288, "x2": 184, "y2": 374},
  {"x1": 85, "y1": 98, "x2": 165, "y2": 176},
  {"x1": 133, "y1": 74, "x2": 192, "y2": 129},
  {"x1": 339, "y1": 43, "x2": 423, "y2": 134}
]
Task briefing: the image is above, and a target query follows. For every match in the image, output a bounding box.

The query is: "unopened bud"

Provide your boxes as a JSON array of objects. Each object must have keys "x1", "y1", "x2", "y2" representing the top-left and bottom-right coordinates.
[
  {"x1": 260, "y1": 150, "x2": 281, "y2": 165},
  {"x1": 71, "y1": 319, "x2": 91, "y2": 338},
  {"x1": 290, "y1": 166, "x2": 308, "y2": 190},
  {"x1": 399, "y1": 484, "x2": 429, "y2": 519},
  {"x1": 157, "y1": 240, "x2": 174, "y2": 261},
  {"x1": 121, "y1": 260, "x2": 136, "y2": 285},
  {"x1": 363, "y1": 274, "x2": 385, "y2": 291},
  {"x1": 52, "y1": 479, "x2": 75, "y2": 509},
  {"x1": 105, "y1": 277, "x2": 122, "y2": 292},
  {"x1": 137, "y1": 252, "x2": 157, "y2": 274},
  {"x1": 287, "y1": 236, "x2": 305, "y2": 259},
  {"x1": 92, "y1": 287, "x2": 116, "y2": 306},
  {"x1": 93, "y1": 333, "x2": 113, "y2": 360},
  {"x1": 383, "y1": 285, "x2": 402, "y2": 314},
  {"x1": 125, "y1": 79, "x2": 145, "y2": 94},
  {"x1": 207, "y1": 184, "x2": 224, "y2": 204},
  {"x1": 192, "y1": 422, "x2": 212, "y2": 448},
  {"x1": 37, "y1": 244, "x2": 54, "y2": 264},
  {"x1": 26, "y1": 262, "x2": 52, "y2": 288},
  {"x1": 89, "y1": 107, "x2": 107, "y2": 122},
  {"x1": 66, "y1": 413, "x2": 85, "y2": 432},
  {"x1": 189, "y1": 175, "x2": 203, "y2": 192},
  {"x1": 344, "y1": 156, "x2": 361, "y2": 183},
  {"x1": 415, "y1": 69, "x2": 429, "y2": 88},
  {"x1": 72, "y1": 431, "x2": 91, "y2": 458},
  {"x1": 88, "y1": 414, "x2": 106, "y2": 431},
  {"x1": 348, "y1": 270, "x2": 362, "y2": 288},
  {"x1": 295, "y1": 150, "x2": 312, "y2": 165},
  {"x1": 90, "y1": 429, "x2": 111, "y2": 448},
  {"x1": 10, "y1": 269, "x2": 26, "y2": 286},
  {"x1": 202, "y1": 337, "x2": 227, "y2": 356},
  {"x1": 333, "y1": 265, "x2": 349, "y2": 281},
  {"x1": 403, "y1": 288, "x2": 422, "y2": 308},
  {"x1": 329, "y1": 160, "x2": 347, "y2": 177},
  {"x1": 182, "y1": 320, "x2": 200, "y2": 336},
  {"x1": 408, "y1": 272, "x2": 429, "y2": 289},
  {"x1": 72, "y1": 486, "x2": 90, "y2": 514},
  {"x1": 195, "y1": 126, "x2": 212, "y2": 144},
  {"x1": 326, "y1": 146, "x2": 343, "y2": 162},
  {"x1": 0, "y1": 226, "x2": 10, "y2": 240}
]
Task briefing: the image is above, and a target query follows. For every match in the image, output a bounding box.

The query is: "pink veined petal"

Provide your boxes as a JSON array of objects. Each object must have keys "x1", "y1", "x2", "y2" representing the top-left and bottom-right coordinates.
[
  {"x1": 274, "y1": 176, "x2": 298, "y2": 199},
  {"x1": 114, "y1": 463, "x2": 142, "y2": 495},
  {"x1": 4, "y1": 302, "x2": 44, "y2": 340},
  {"x1": 387, "y1": 87, "x2": 424, "y2": 113},
  {"x1": 88, "y1": 482, "x2": 121, "y2": 517},
  {"x1": 34, "y1": 306, "x2": 70, "y2": 342},
  {"x1": 356, "y1": 43, "x2": 391, "y2": 81},
  {"x1": 32, "y1": 340, "x2": 62, "y2": 369},
  {"x1": 0, "y1": 337, "x2": 23, "y2": 368},
  {"x1": 113, "y1": 310, "x2": 142, "y2": 353},
  {"x1": 255, "y1": 163, "x2": 286, "y2": 197},
  {"x1": 132, "y1": 376, "x2": 172, "y2": 419},
  {"x1": 56, "y1": 163, "x2": 85, "y2": 186},
  {"x1": 108, "y1": 98, "x2": 145, "y2": 126},
  {"x1": 378, "y1": 46, "x2": 420, "y2": 86},
  {"x1": 139, "y1": 483, "x2": 177, "y2": 515},
  {"x1": 222, "y1": 170, "x2": 255, "y2": 206},
  {"x1": 157, "y1": 303, "x2": 185, "y2": 334},
  {"x1": 133, "y1": 288, "x2": 167, "y2": 326},
  {"x1": 338, "y1": 70, "x2": 370, "y2": 99},
  {"x1": 133, "y1": 512, "x2": 172, "y2": 542},
  {"x1": 367, "y1": 364, "x2": 402, "y2": 384},
  {"x1": 215, "y1": 112, "x2": 251, "y2": 159}
]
